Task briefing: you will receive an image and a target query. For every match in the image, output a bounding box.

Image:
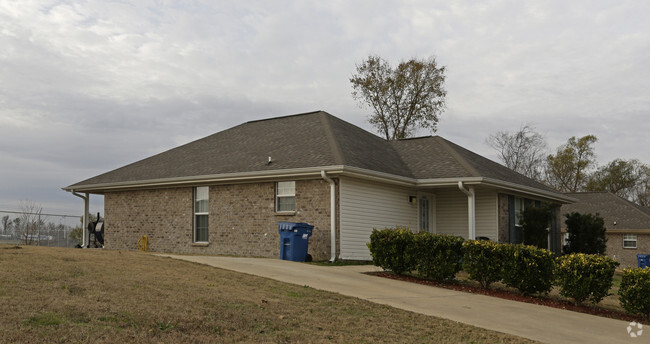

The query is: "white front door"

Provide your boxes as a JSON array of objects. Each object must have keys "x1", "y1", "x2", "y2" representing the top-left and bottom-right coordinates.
[{"x1": 418, "y1": 194, "x2": 435, "y2": 233}]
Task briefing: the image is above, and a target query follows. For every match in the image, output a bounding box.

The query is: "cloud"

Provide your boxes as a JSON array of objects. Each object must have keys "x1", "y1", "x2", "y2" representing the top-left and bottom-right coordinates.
[{"x1": 0, "y1": 0, "x2": 649, "y2": 215}]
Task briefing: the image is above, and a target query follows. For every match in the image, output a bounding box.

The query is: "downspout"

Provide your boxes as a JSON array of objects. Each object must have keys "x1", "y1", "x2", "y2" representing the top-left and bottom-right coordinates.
[
  {"x1": 321, "y1": 171, "x2": 336, "y2": 262},
  {"x1": 458, "y1": 182, "x2": 476, "y2": 240},
  {"x1": 72, "y1": 191, "x2": 89, "y2": 248}
]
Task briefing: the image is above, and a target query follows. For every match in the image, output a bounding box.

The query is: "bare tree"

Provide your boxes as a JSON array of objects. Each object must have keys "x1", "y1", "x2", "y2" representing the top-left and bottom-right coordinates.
[
  {"x1": 486, "y1": 124, "x2": 547, "y2": 181},
  {"x1": 350, "y1": 55, "x2": 446, "y2": 140},
  {"x1": 18, "y1": 201, "x2": 45, "y2": 245}
]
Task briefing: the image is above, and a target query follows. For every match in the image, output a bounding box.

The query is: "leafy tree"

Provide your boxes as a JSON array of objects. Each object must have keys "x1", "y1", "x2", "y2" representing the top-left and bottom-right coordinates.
[
  {"x1": 521, "y1": 205, "x2": 552, "y2": 249},
  {"x1": 350, "y1": 55, "x2": 446, "y2": 140},
  {"x1": 563, "y1": 212, "x2": 607, "y2": 255},
  {"x1": 486, "y1": 124, "x2": 547, "y2": 181},
  {"x1": 545, "y1": 135, "x2": 598, "y2": 192},
  {"x1": 586, "y1": 159, "x2": 644, "y2": 199}
]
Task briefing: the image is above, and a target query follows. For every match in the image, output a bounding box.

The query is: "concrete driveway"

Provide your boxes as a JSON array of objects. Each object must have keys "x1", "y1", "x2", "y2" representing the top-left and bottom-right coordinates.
[{"x1": 159, "y1": 255, "x2": 638, "y2": 344}]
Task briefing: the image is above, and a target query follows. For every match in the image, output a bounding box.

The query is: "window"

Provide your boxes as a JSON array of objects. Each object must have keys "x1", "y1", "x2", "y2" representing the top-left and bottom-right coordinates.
[
  {"x1": 514, "y1": 197, "x2": 525, "y2": 226},
  {"x1": 623, "y1": 234, "x2": 637, "y2": 249},
  {"x1": 563, "y1": 233, "x2": 570, "y2": 247},
  {"x1": 194, "y1": 186, "x2": 209, "y2": 242},
  {"x1": 276, "y1": 181, "x2": 295, "y2": 212}
]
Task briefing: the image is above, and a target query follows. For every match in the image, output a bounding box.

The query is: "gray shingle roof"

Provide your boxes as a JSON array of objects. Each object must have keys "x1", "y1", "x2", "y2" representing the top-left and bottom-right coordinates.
[
  {"x1": 561, "y1": 192, "x2": 650, "y2": 230},
  {"x1": 391, "y1": 136, "x2": 561, "y2": 193},
  {"x1": 66, "y1": 111, "x2": 565, "y2": 200},
  {"x1": 67, "y1": 111, "x2": 411, "y2": 188}
]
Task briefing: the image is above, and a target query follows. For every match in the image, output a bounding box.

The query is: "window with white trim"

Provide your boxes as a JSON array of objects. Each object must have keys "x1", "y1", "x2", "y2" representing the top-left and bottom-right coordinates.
[
  {"x1": 276, "y1": 181, "x2": 296, "y2": 212},
  {"x1": 623, "y1": 234, "x2": 637, "y2": 249},
  {"x1": 194, "y1": 186, "x2": 209, "y2": 242},
  {"x1": 514, "y1": 197, "x2": 525, "y2": 227}
]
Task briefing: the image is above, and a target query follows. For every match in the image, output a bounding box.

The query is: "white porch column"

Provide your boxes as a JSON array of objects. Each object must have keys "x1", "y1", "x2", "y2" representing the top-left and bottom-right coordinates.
[
  {"x1": 83, "y1": 193, "x2": 89, "y2": 247},
  {"x1": 458, "y1": 182, "x2": 476, "y2": 240},
  {"x1": 72, "y1": 191, "x2": 90, "y2": 247}
]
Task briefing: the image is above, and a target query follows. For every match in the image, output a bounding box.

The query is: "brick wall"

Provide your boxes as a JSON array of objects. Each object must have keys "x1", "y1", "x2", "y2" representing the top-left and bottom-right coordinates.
[
  {"x1": 605, "y1": 233, "x2": 650, "y2": 268},
  {"x1": 104, "y1": 179, "x2": 334, "y2": 260},
  {"x1": 104, "y1": 187, "x2": 193, "y2": 251}
]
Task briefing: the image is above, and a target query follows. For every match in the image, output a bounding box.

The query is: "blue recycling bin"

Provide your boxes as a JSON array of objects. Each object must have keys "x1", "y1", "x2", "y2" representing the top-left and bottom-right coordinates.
[
  {"x1": 637, "y1": 254, "x2": 650, "y2": 268},
  {"x1": 278, "y1": 222, "x2": 314, "y2": 262}
]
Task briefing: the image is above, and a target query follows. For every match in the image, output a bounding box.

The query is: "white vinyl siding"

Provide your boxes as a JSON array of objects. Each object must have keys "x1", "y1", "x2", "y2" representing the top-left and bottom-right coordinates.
[
  {"x1": 339, "y1": 177, "x2": 417, "y2": 260},
  {"x1": 435, "y1": 189, "x2": 467, "y2": 237},
  {"x1": 435, "y1": 189, "x2": 498, "y2": 240},
  {"x1": 475, "y1": 190, "x2": 498, "y2": 240}
]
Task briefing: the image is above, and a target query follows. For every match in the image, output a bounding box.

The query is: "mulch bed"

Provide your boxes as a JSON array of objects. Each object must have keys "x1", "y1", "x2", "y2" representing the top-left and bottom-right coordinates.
[{"x1": 367, "y1": 271, "x2": 642, "y2": 322}]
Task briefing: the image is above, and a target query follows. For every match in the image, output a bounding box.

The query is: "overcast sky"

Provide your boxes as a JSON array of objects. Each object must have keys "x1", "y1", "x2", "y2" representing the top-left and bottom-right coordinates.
[{"x1": 1, "y1": 0, "x2": 649, "y2": 217}]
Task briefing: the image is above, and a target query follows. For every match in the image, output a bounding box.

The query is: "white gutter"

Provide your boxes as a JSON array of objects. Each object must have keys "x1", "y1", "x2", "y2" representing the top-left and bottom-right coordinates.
[
  {"x1": 321, "y1": 170, "x2": 336, "y2": 262},
  {"x1": 63, "y1": 166, "x2": 346, "y2": 193},
  {"x1": 458, "y1": 181, "x2": 476, "y2": 240},
  {"x1": 72, "y1": 191, "x2": 89, "y2": 248},
  {"x1": 65, "y1": 168, "x2": 573, "y2": 205}
]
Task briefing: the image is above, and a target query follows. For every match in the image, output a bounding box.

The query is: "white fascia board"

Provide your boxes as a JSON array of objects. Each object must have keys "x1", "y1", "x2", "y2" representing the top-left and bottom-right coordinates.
[
  {"x1": 479, "y1": 178, "x2": 576, "y2": 204},
  {"x1": 64, "y1": 165, "x2": 574, "y2": 204},
  {"x1": 338, "y1": 166, "x2": 416, "y2": 187},
  {"x1": 63, "y1": 166, "x2": 347, "y2": 193},
  {"x1": 416, "y1": 177, "x2": 574, "y2": 203},
  {"x1": 416, "y1": 177, "x2": 484, "y2": 187}
]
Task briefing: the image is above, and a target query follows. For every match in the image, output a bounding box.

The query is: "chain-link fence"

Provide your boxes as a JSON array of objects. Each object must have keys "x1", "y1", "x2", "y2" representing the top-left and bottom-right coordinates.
[{"x1": 0, "y1": 210, "x2": 82, "y2": 248}]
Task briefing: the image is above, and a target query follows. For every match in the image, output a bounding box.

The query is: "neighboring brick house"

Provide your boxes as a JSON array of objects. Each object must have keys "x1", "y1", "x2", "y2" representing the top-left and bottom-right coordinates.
[
  {"x1": 64, "y1": 111, "x2": 572, "y2": 261},
  {"x1": 561, "y1": 192, "x2": 650, "y2": 267}
]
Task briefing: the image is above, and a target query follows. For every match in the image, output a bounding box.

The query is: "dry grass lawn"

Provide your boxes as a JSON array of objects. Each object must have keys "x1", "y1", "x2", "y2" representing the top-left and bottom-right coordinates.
[{"x1": 0, "y1": 244, "x2": 538, "y2": 343}]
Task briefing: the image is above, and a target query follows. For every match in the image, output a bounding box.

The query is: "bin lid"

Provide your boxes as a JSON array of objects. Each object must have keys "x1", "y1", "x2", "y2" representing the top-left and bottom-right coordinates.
[{"x1": 278, "y1": 221, "x2": 314, "y2": 231}]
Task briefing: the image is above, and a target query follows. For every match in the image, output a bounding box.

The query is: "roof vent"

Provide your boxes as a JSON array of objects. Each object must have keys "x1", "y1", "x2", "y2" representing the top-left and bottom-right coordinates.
[{"x1": 268, "y1": 156, "x2": 272, "y2": 165}]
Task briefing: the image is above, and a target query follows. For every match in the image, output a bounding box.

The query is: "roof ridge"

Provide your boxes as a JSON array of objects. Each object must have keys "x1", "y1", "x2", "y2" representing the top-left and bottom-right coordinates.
[
  {"x1": 396, "y1": 135, "x2": 435, "y2": 141},
  {"x1": 565, "y1": 191, "x2": 609, "y2": 195},
  {"x1": 319, "y1": 112, "x2": 345, "y2": 165},
  {"x1": 246, "y1": 110, "x2": 326, "y2": 124},
  {"x1": 435, "y1": 137, "x2": 481, "y2": 177}
]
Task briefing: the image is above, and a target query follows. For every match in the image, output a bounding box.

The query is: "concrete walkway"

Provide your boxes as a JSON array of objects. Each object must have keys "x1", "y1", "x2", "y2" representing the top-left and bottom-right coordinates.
[{"x1": 159, "y1": 255, "x2": 638, "y2": 344}]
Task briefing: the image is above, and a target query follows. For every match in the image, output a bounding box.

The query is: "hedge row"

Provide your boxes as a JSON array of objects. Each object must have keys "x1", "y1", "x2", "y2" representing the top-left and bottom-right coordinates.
[
  {"x1": 462, "y1": 239, "x2": 555, "y2": 295},
  {"x1": 367, "y1": 227, "x2": 628, "y2": 306},
  {"x1": 367, "y1": 227, "x2": 463, "y2": 280}
]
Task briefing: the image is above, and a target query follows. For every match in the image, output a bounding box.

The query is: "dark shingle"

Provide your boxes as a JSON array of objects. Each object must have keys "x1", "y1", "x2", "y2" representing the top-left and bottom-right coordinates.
[
  {"x1": 69, "y1": 111, "x2": 340, "y2": 187},
  {"x1": 561, "y1": 192, "x2": 650, "y2": 230},
  {"x1": 66, "y1": 110, "x2": 565, "y2": 202},
  {"x1": 391, "y1": 136, "x2": 560, "y2": 193}
]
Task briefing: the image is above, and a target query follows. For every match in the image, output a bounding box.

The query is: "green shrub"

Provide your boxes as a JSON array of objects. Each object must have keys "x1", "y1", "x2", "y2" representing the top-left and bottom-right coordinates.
[
  {"x1": 367, "y1": 226, "x2": 416, "y2": 275},
  {"x1": 618, "y1": 267, "x2": 650, "y2": 319},
  {"x1": 563, "y1": 212, "x2": 607, "y2": 255},
  {"x1": 500, "y1": 244, "x2": 555, "y2": 295},
  {"x1": 521, "y1": 206, "x2": 552, "y2": 249},
  {"x1": 462, "y1": 240, "x2": 503, "y2": 289},
  {"x1": 413, "y1": 233, "x2": 464, "y2": 281},
  {"x1": 554, "y1": 253, "x2": 619, "y2": 304}
]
